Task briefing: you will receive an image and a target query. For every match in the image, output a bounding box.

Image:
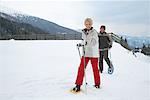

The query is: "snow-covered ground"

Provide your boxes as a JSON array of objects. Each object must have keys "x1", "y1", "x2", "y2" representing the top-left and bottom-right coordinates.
[{"x1": 0, "y1": 40, "x2": 150, "y2": 100}]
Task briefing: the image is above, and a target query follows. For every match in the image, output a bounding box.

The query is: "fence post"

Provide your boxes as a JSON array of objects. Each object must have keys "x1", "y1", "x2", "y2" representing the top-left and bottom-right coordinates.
[
  {"x1": 75, "y1": 34, "x2": 76, "y2": 40},
  {"x1": 64, "y1": 34, "x2": 65, "y2": 40}
]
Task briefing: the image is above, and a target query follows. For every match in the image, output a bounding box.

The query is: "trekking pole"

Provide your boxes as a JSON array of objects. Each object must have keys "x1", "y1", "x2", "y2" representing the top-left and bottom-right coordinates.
[
  {"x1": 76, "y1": 45, "x2": 81, "y2": 59},
  {"x1": 77, "y1": 43, "x2": 87, "y2": 94},
  {"x1": 109, "y1": 49, "x2": 113, "y2": 66},
  {"x1": 109, "y1": 49, "x2": 111, "y2": 61},
  {"x1": 108, "y1": 49, "x2": 114, "y2": 74},
  {"x1": 83, "y1": 45, "x2": 87, "y2": 94},
  {"x1": 109, "y1": 49, "x2": 114, "y2": 67}
]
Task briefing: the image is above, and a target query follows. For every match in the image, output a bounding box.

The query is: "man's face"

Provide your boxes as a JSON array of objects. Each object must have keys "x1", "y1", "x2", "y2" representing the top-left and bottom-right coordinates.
[
  {"x1": 100, "y1": 28, "x2": 105, "y2": 32},
  {"x1": 84, "y1": 21, "x2": 92, "y2": 30}
]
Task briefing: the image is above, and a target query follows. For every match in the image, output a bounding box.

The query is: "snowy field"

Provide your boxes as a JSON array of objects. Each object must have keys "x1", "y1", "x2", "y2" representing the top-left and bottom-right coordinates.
[{"x1": 0, "y1": 40, "x2": 150, "y2": 100}]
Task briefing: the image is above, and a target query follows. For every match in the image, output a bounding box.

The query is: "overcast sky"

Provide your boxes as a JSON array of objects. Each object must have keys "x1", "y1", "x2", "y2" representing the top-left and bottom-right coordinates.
[{"x1": 0, "y1": 0, "x2": 150, "y2": 36}]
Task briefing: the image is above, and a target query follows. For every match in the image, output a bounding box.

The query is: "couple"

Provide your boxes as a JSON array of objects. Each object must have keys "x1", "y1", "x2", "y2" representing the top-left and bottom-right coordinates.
[{"x1": 72, "y1": 18, "x2": 113, "y2": 93}]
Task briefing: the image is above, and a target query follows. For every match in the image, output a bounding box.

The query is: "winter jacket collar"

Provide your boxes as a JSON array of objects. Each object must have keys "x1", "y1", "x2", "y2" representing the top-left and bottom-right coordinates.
[
  {"x1": 100, "y1": 31, "x2": 106, "y2": 34},
  {"x1": 82, "y1": 27, "x2": 94, "y2": 35}
]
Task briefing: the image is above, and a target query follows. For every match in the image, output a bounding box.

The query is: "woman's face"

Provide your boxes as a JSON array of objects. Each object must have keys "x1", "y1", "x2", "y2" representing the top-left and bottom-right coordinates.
[{"x1": 84, "y1": 21, "x2": 92, "y2": 30}]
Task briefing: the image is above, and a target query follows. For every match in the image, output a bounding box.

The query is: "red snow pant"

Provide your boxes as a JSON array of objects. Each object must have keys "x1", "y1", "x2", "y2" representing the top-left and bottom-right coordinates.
[{"x1": 75, "y1": 57, "x2": 101, "y2": 86}]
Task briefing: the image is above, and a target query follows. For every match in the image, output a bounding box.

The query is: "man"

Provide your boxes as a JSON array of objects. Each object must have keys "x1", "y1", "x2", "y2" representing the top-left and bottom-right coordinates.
[{"x1": 98, "y1": 25, "x2": 114, "y2": 74}]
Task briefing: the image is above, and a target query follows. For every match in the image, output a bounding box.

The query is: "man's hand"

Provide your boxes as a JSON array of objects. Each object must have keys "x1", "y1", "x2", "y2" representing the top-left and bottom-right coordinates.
[{"x1": 109, "y1": 45, "x2": 112, "y2": 48}]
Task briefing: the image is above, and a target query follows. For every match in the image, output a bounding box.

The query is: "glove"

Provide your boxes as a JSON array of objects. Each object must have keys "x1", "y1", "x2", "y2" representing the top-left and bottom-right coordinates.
[
  {"x1": 109, "y1": 45, "x2": 112, "y2": 48},
  {"x1": 77, "y1": 41, "x2": 87, "y2": 47},
  {"x1": 77, "y1": 43, "x2": 82, "y2": 47},
  {"x1": 85, "y1": 41, "x2": 87, "y2": 45}
]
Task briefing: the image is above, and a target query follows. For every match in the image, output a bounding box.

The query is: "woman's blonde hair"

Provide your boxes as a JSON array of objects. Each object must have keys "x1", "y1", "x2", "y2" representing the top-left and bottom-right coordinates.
[{"x1": 84, "y1": 18, "x2": 93, "y2": 25}]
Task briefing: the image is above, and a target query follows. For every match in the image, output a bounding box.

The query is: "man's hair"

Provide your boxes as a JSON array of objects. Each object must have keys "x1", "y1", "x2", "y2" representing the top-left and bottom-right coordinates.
[
  {"x1": 84, "y1": 18, "x2": 93, "y2": 25},
  {"x1": 100, "y1": 25, "x2": 106, "y2": 30}
]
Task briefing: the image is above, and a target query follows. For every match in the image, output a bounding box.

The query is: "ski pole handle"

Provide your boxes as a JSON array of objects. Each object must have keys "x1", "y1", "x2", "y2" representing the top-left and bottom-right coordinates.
[{"x1": 77, "y1": 43, "x2": 85, "y2": 47}]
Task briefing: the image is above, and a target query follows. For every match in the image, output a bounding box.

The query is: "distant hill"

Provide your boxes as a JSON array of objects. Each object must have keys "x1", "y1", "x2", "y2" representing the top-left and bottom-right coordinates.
[
  {"x1": 0, "y1": 15, "x2": 51, "y2": 39},
  {"x1": 0, "y1": 7, "x2": 81, "y2": 40},
  {"x1": 112, "y1": 33, "x2": 150, "y2": 56}
]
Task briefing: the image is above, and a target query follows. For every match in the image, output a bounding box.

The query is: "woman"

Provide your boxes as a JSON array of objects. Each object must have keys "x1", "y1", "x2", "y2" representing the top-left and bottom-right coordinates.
[{"x1": 72, "y1": 18, "x2": 101, "y2": 93}]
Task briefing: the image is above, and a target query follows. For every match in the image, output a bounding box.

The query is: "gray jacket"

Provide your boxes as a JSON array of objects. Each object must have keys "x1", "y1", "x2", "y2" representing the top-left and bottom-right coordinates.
[{"x1": 98, "y1": 32, "x2": 113, "y2": 50}]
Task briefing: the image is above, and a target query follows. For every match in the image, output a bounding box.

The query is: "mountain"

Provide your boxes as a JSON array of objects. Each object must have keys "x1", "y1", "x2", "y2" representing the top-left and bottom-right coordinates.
[
  {"x1": 0, "y1": 13, "x2": 49, "y2": 40},
  {"x1": 110, "y1": 33, "x2": 150, "y2": 56},
  {"x1": 119, "y1": 35, "x2": 150, "y2": 48},
  {"x1": 15, "y1": 15, "x2": 80, "y2": 35},
  {"x1": 0, "y1": 6, "x2": 81, "y2": 36}
]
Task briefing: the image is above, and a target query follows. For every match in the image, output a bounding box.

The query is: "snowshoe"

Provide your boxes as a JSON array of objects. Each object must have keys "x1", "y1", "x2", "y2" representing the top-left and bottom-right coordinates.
[
  {"x1": 70, "y1": 85, "x2": 81, "y2": 93},
  {"x1": 94, "y1": 85, "x2": 100, "y2": 89},
  {"x1": 108, "y1": 66, "x2": 114, "y2": 74}
]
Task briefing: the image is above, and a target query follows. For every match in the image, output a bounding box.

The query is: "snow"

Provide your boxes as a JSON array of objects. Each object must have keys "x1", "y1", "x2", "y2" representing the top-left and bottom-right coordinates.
[
  {"x1": 0, "y1": 5, "x2": 28, "y2": 18},
  {"x1": 0, "y1": 13, "x2": 7, "y2": 18},
  {"x1": 0, "y1": 40, "x2": 150, "y2": 100}
]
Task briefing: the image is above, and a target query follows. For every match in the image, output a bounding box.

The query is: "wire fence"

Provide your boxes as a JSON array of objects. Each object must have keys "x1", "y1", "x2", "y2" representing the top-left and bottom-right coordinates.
[{"x1": 0, "y1": 33, "x2": 82, "y2": 40}]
